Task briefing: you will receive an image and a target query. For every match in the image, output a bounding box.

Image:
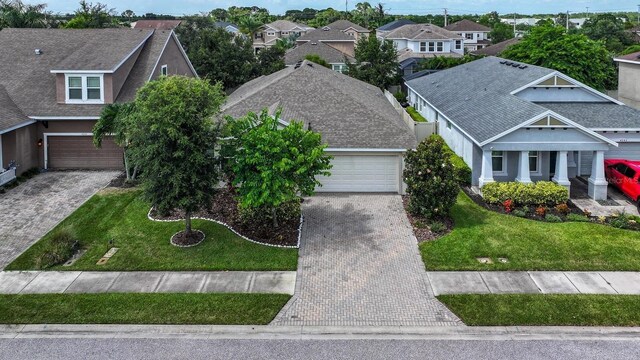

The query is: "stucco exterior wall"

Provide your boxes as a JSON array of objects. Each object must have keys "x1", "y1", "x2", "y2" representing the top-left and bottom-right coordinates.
[
  {"x1": 516, "y1": 87, "x2": 606, "y2": 102},
  {"x1": 618, "y1": 62, "x2": 640, "y2": 109},
  {"x1": 150, "y1": 35, "x2": 197, "y2": 79},
  {"x1": 1, "y1": 124, "x2": 38, "y2": 175},
  {"x1": 323, "y1": 41, "x2": 355, "y2": 56},
  {"x1": 36, "y1": 120, "x2": 98, "y2": 169}
]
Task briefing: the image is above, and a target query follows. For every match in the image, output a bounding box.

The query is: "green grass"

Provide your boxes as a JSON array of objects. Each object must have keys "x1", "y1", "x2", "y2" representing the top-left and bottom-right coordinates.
[
  {"x1": 0, "y1": 293, "x2": 290, "y2": 324},
  {"x1": 421, "y1": 192, "x2": 640, "y2": 271},
  {"x1": 6, "y1": 189, "x2": 298, "y2": 271},
  {"x1": 439, "y1": 294, "x2": 640, "y2": 326},
  {"x1": 406, "y1": 106, "x2": 427, "y2": 122}
]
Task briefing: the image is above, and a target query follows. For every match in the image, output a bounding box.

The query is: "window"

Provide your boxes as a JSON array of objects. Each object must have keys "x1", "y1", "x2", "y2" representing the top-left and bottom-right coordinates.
[
  {"x1": 332, "y1": 64, "x2": 347, "y2": 73},
  {"x1": 446, "y1": 119, "x2": 451, "y2": 129},
  {"x1": 282, "y1": 31, "x2": 289, "y2": 35},
  {"x1": 428, "y1": 42, "x2": 435, "y2": 52},
  {"x1": 65, "y1": 74, "x2": 103, "y2": 103},
  {"x1": 465, "y1": 33, "x2": 474, "y2": 40},
  {"x1": 492, "y1": 151, "x2": 505, "y2": 173},
  {"x1": 529, "y1": 151, "x2": 539, "y2": 173},
  {"x1": 455, "y1": 40, "x2": 462, "y2": 49},
  {"x1": 419, "y1": 42, "x2": 427, "y2": 52},
  {"x1": 436, "y1": 42, "x2": 443, "y2": 52},
  {"x1": 267, "y1": 32, "x2": 275, "y2": 36},
  {"x1": 161, "y1": 65, "x2": 168, "y2": 76}
]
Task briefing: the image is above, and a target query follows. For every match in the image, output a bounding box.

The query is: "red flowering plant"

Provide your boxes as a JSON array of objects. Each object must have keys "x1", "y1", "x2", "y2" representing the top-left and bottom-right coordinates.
[{"x1": 503, "y1": 199, "x2": 514, "y2": 213}]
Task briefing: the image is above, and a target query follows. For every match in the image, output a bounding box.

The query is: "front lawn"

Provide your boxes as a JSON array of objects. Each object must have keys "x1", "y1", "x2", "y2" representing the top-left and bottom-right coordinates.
[
  {"x1": 421, "y1": 192, "x2": 640, "y2": 271},
  {"x1": 0, "y1": 293, "x2": 290, "y2": 324},
  {"x1": 439, "y1": 294, "x2": 640, "y2": 326},
  {"x1": 6, "y1": 189, "x2": 298, "y2": 271}
]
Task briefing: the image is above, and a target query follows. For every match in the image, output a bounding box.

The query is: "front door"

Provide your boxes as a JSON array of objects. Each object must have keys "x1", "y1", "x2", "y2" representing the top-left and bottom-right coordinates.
[{"x1": 549, "y1": 151, "x2": 557, "y2": 180}]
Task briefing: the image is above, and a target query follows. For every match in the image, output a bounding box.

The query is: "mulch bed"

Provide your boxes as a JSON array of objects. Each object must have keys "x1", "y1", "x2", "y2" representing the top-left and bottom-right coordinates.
[
  {"x1": 170, "y1": 230, "x2": 205, "y2": 247},
  {"x1": 150, "y1": 187, "x2": 300, "y2": 247},
  {"x1": 107, "y1": 172, "x2": 138, "y2": 189},
  {"x1": 402, "y1": 195, "x2": 454, "y2": 243}
]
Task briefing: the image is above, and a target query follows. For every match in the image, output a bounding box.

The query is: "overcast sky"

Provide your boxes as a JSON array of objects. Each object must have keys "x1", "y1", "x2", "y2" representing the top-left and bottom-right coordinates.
[{"x1": 39, "y1": 0, "x2": 640, "y2": 16}]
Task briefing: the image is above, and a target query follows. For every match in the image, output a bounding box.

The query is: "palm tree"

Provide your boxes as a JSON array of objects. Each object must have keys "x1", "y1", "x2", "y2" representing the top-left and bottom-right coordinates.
[
  {"x1": 0, "y1": 0, "x2": 49, "y2": 28},
  {"x1": 239, "y1": 16, "x2": 263, "y2": 40}
]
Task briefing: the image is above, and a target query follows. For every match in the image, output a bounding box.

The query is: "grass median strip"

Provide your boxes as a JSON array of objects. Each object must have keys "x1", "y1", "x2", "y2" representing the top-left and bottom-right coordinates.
[
  {"x1": 0, "y1": 293, "x2": 290, "y2": 325},
  {"x1": 421, "y1": 192, "x2": 640, "y2": 271},
  {"x1": 438, "y1": 294, "x2": 640, "y2": 326}
]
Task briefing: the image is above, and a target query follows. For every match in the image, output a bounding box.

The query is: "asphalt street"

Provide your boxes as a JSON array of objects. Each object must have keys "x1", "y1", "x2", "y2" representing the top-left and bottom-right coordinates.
[{"x1": 1, "y1": 338, "x2": 639, "y2": 360}]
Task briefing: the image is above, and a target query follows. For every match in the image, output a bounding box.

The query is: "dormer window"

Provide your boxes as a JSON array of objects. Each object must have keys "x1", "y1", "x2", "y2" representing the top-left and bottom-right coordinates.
[{"x1": 65, "y1": 74, "x2": 103, "y2": 104}]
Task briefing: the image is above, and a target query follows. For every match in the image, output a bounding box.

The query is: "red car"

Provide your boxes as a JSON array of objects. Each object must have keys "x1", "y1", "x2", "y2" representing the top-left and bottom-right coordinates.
[{"x1": 604, "y1": 159, "x2": 640, "y2": 206}]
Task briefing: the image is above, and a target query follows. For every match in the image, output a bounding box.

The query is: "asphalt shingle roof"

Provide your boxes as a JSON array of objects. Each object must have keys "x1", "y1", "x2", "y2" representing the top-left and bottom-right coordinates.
[
  {"x1": 297, "y1": 28, "x2": 355, "y2": 42},
  {"x1": 324, "y1": 20, "x2": 370, "y2": 32},
  {"x1": 377, "y1": 19, "x2": 415, "y2": 32},
  {"x1": 444, "y1": 19, "x2": 491, "y2": 32},
  {"x1": 284, "y1": 42, "x2": 354, "y2": 65},
  {"x1": 539, "y1": 102, "x2": 640, "y2": 129},
  {"x1": 223, "y1": 61, "x2": 416, "y2": 149},
  {"x1": 133, "y1": 20, "x2": 182, "y2": 30},
  {"x1": 265, "y1": 20, "x2": 312, "y2": 32},
  {"x1": 471, "y1": 37, "x2": 520, "y2": 56},
  {"x1": 0, "y1": 85, "x2": 29, "y2": 132},
  {"x1": 383, "y1": 24, "x2": 462, "y2": 41},
  {"x1": 615, "y1": 51, "x2": 640, "y2": 64}
]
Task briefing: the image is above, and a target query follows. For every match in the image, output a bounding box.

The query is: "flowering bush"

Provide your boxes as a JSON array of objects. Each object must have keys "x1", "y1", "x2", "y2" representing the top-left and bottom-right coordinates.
[
  {"x1": 535, "y1": 206, "x2": 547, "y2": 217},
  {"x1": 404, "y1": 135, "x2": 459, "y2": 219},
  {"x1": 503, "y1": 199, "x2": 514, "y2": 213},
  {"x1": 555, "y1": 203, "x2": 570, "y2": 215}
]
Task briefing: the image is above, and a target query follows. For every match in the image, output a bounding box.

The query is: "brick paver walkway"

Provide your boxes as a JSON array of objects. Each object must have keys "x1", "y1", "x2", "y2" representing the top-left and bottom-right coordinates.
[
  {"x1": 0, "y1": 171, "x2": 119, "y2": 270},
  {"x1": 271, "y1": 194, "x2": 462, "y2": 326}
]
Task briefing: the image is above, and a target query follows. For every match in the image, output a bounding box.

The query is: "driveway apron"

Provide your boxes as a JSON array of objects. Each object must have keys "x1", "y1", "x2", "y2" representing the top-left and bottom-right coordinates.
[
  {"x1": 0, "y1": 171, "x2": 118, "y2": 270},
  {"x1": 271, "y1": 194, "x2": 461, "y2": 326}
]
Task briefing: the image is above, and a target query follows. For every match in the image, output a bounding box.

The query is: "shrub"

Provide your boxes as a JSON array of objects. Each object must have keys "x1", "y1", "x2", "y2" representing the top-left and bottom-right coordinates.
[
  {"x1": 482, "y1": 181, "x2": 569, "y2": 206},
  {"x1": 503, "y1": 199, "x2": 514, "y2": 213},
  {"x1": 35, "y1": 228, "x2": 79, "y2": 269},
  {"x1": 440, "y1": 139, "x2": 472, "y2": 185},
  {"x1": 555, "y1": 203, "x2": 570, "y2": 215},
  {"x1": 393, "y1": 91, "x2": 407, "y2": 103},
  {"x1": 429, "y1": 221, "x2": 447, "y2": 233},
  {"x1": 545, "y1": 214, "x2": 563, "y2": 223},
  {"x1": 406, "y1": 106, "x2": 427, "y2": 122},
  {"x1": 566, "y1": 213, "x2": 590, "y2": 222},
  {"x1": 535, "y1": 206, "x2": 547, "y2": 217},
  {"x1": 609, "y1": 214, "x2": 632, "y2": 229},
  {"x1": 404, "y1": 134, "x2": 459, "y2": 219},
  {"x1": 583, "y1": 209, "x2": 592, "y2": 217},
  {"x1": 521, "y1": 206, "x2": 530, "y2": 215},
  {"x1": 512, "y1": 209, "x2": 527, "y2": 217},
  {"x1": 238, "y1": 200, "x2": 301, "y2": 228}
]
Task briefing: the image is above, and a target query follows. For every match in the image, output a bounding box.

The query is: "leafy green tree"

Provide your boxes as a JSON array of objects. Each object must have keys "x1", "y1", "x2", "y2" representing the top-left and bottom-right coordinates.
[
  {"x1": 581, "y1": 13, "x2": 634, "y2": 53},
  {"x1": 224, "y1": 109, "x2": 332, "y2": 228},
  {"x1": 404, "y1": 134, "x2": 459, "y2": 219},
  {"x1": 304, "y1": 54, "x2": 330, "y2": 68},
  {"x1": 418, "y1": 55, "x2": 476, "y2": 71},
  {"x1": 129, "y1": 76, "x2": 225, "y2": 240},
  {"x1": 256, "y1": 45, "x2": 285, "y2": 76},
  {"x1": 478, "y1": 11, "x2": 501, "y2": 28},
  {"x1": 93, "y1": 103, "x2": 139, "y2": 181},
  {"x1": 346, "y1": 34, "x2": 400, "y2": 89},
  {"x1": 0, "y1": 0, "x2": 50, "y2": 28},
  {"x1": 238, "y1": 15, "x2": 263, "y2": 39},
  {"x1": 490, "y1": 22, "x2": 514, "y2": 44},
  {"x1": 64, "y1": 0, "x2": 116, "y2": 28},
  {"x1": 120, "y1": 9, "x2": 135, "y2": 22},
  {"x1": 501, "y1": 23, "x2": 617, "y2": 90},
  {"x1": 308, "y1": 8, "x2": 342, "y2": 28},
  {"x1": 210, "y1": 8, "x2": 228, "y2": 21},
  {"x1": 176, "y1": 16, "x2": 257, "y2": 90},
  {"x1": 622, "y1": 44, "x2": 640, "y2": 55}
]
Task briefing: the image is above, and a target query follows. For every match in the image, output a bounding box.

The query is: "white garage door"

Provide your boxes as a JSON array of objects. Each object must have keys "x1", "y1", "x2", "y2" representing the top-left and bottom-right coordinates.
[{"x1": 317, "y1": 155, "x2": 400, "y2": 193}]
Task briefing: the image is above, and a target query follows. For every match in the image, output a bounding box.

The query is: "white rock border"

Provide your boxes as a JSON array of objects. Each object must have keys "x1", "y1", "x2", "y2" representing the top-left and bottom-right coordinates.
[
  {"x1": 148, "y1": 208, "x2": 302, "y2": 249},
  {"x1": 170, "y1": 229, "x2": 206, "y2": 248}
]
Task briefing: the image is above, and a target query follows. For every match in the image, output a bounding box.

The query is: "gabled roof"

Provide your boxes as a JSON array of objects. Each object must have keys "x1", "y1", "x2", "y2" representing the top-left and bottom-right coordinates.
[
  {"x1": 297, "y1": 28, "x2": 355, "y2": 42},
  {"x1": 213, "y1": 21, "x2": 239, "y2": 30},
  {"x1": 0, "y1": 28, "x2": 174, "y2": 124},
  {"x1": 398, "y1": 49, "x2": 462, "y2": 63},
  {"x1": 471, "y1": 37, "x2": 520, "y2": 56},
  {"x1": 406, "y1": 56, "x2": 637, "y2": 144},
  {"x1": 377, "y1": 19, "x2": 415, "y2": 32},
  {"x1": 324, "y1": 20, "x2": 370, "y2": 32},
  {"x1": 264, "y1": 20, "x2": 313, "y2": 32},
  {"x1": 0, "y1": 85, "x2": 30, "y2": 134},
  {"x1": 444, "y1": 19, "x2": 491, "y2": 32},
  {"x1": 382, "y1": 24, "x2": 463, "y2": 41},
  {"x1": 614, "y1": 51, "x2": 640, "y2": 65},
  {"x1": 284, "y1": 42, "x2": 355, "y2": 65},
  {"x1": 223, "y1": 61, "x2": 416, "y2": 150},
  {"x1": 133, "y1": 20, "x2": 181, "y2": 30}
]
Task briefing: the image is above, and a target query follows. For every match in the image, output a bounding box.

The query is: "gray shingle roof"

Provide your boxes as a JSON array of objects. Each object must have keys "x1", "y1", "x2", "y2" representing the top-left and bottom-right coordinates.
[
  {"x1": 284, "y1": 42, "x2": 354, "y2": 65},
  {"x1": 0, "y1": 28, "x2": 171, "y2": 124},
  {"x1": 265, "y1": 20, "x2": 312, "y2": 32},
  {"x1": 324, "y1": 20, "x2": 370, "y2": 32},
  {"x1": 615, "y1": 51, "x2": 640, "y2": 64},
  {"x1": 539, "y1": 102, "x2": 640, "y2": 129},
  {"x1": 406, "y1": 56, "x2": 554, "y2": 143},
  {"x1": 0, "y1": 85, "x2": 29, "y2": 133},
  {"x1": 377, "y1": 19, "x2": 415, "y2": 32},
  {"x1": 444, "y1": 19, "x2": 491, "y2": 32},
  {"x1": 470, "y1": 37, "x2": 520, "y2": 56},
  {"x1": 383, "y1": 24, "x2": 462, "y2": 41},
  {"x1": 223, "y1": 61, "x2": 416, "y2": 150},
  {"x1": 297, "y1": 28, "x2": 355, "y2": 42}
]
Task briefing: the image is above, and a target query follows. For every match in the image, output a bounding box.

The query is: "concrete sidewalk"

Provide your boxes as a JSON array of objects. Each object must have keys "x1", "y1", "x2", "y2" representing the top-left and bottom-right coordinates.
[
  {"x1": 0, "y1": 271, "x2": 296, "y2": 295},
  {"x1": 427, "y1": 271, "x2": 640, "y2": 295}
]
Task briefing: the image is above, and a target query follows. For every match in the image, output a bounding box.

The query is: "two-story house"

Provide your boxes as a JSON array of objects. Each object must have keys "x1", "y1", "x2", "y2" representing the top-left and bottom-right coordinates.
[
  {"x1": 376, "y1": 19, "x2": 415, "y2": 38},
  {"x1": 320, "y1": 20, "x2": 370, "y2": 42},
  {"x1": 444, "y1": 19, "x2": 492, "y2": 51},
  {"x1": 0, "y1": 28, "x2": 196, "y2": 182},
  {"x1": 253, "y1": 20, "x2": 314, "y2": 52},
  {"x1": 615, "y1": 51, "x2": 640, "y2": 110},
  {"x1": 378, "y1": 23, "x2": 464, "y2": 75}
]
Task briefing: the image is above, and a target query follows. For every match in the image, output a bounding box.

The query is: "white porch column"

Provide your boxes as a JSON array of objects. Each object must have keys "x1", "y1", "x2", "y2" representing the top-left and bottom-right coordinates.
[
  {"x1": 515, "y1": 151, "x2": 532, "y2": 183},
  {"x1": 479, "y1": 149, "x2": 494, "y2": 187},
  {"x1": 552, "y1": 150, "x2": 571, "y2": 191},
  {"x1": 588, "y1": 150, "x2": 608, "y2": 200}
]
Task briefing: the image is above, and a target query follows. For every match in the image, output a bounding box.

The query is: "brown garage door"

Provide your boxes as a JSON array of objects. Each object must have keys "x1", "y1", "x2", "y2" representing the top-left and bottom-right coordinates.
[{"x1": 48, "y1": 136, "x2": 123, "y2": 170}]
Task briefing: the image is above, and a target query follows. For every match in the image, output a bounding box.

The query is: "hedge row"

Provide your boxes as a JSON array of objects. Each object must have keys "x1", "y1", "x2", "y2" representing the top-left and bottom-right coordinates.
[
  {"x1": 482, "y1": 181, "x2": 569, "y2": 206},
  {"x1": 406, "y1": 106, "x2": 427, "y2": 122},
  {"x1": 440, "y1": 140, "x2": 472, "y2": 186}
]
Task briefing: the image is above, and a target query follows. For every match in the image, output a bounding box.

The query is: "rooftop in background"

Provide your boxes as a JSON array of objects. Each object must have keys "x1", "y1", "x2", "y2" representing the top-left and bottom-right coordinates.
[
  {"x1": 133, "y1": 19, "x2": 181, "y2": 30},
  {"x1": 382, "y1": 23, "x2": 463, "y2": 41},
  {"x1": 284, "y1": 41, "x2": 355, "y2": 66},
  {"x1": 444, "y1": 19, "x2": 491, "y2": 32},
  {"x1": 323, "y1": 20, "x2": 370, "y2": 32},
  {"x1": 471, "y1": 37, "x2": 521, "y2": 56},
  {"x1": 223, "y1": 60, "x2": 416, "y2": 150},
  {"x1": 377, "y1": 19, "x2": 415, "y2": 32},
  {"x1": 297, "y1": 28, "x2": 354, "y2": 42},
  {"x1": 615, "y1": 51, "x2": 640, "y2": 65},
  {"x1": 265, "y1": 20, "x2": 313, "y2": 32}
]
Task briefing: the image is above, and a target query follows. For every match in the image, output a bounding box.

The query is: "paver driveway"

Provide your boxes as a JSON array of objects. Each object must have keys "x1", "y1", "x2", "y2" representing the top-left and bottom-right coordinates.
[
  {"x1": 272, "y1": 194, "x2": 461, "y2": 326},
  {"x1": 0, "y1": 171, "x2": 119, "y2": 269}
]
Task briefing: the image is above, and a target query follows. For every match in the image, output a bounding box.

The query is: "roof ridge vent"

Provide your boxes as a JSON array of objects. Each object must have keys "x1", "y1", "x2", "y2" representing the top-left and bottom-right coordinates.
[
  {"x1": 35, "y1": 49, "x2": 42, "y2": 55},
  {"x1": 294, "y1": 60, "x2": 303, "y2": 69}
]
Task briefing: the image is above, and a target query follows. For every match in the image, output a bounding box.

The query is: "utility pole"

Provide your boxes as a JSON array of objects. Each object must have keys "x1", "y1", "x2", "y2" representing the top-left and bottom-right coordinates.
[
  {"x1": 443, "y1": 8, "x2": 448, "y2": 27},
  {"x1": 345, "y1": 0, "x2": 348, "y2": 15},
  {"x1": 513, "y1": 13, "x2": 516, "y2": 35},
  {"x1": 566, "y1": 10, "x2": 569, "y2": 31},
  {"x1": 586, "y1": 7, "x2": 589, "y2": 18},
  {"x1": 637, "y1": 4, "x2": 639, "y2": 24}
]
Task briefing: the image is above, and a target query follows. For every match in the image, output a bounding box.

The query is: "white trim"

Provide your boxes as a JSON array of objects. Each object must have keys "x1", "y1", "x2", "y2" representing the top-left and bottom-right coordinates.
[
  {"x1": 529, "y1": 151, "x2": 542, "y2": 176},
  {"x1": 0, "y1": 120, "x2": 37, "y2": 135},
  {"x1": 110, "y1": 31, "x2": 154, "y2": 72},
  {"x1": 28, "y1": 116, "x2": 100, "y2": 120},
  {"x1": 161, "y1": 64, "x2": 168, "y2": 76},
  {"x1": 491, "y1": 150, "x2": 508, "y2": 176},
  {"x1": 64, "y1": 74, "x2": 104, "y2": 104},
  {"x1": 325, "y1": 148, "x2": 407, "y2": 153},
  {"x1": 149, "y1": 32, "x2": 199, "y2": 81},
  {"x1": 614, "y1": 58, "x2": 640, "y2": 65},
  {"x1": 592, "y1": 128, "x2": 640, "y2": 132},
  {"x1": 148, "y1": 33, "x2": 173, "y2": 81},
  {"x1": 43, "y1": 132, "x2": 94, "y2": 169}
]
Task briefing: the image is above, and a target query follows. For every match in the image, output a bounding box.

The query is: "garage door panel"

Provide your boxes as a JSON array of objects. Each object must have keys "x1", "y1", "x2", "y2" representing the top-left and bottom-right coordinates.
[
  {"x1": 317, "y1": 155, "x2": 400, "y2": 193},
  {"x1": 48, "y1": 136, "x2": 123, "y2": 170}
]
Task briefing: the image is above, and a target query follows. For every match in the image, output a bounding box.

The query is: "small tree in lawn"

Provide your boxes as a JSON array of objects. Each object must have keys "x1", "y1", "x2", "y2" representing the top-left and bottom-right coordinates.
[
  {"x1": 93, "y1": 102, "x2": 139, "y2": 181},
  {"x1": 225, "y1": 109, "x2": 332, "y2": 228},
  {"x1": 404, "y1": 135, "x2": 459, "y2": 219},
  {"x1": 130, "y1": 76, "x2": 225, "y2": 245}
]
